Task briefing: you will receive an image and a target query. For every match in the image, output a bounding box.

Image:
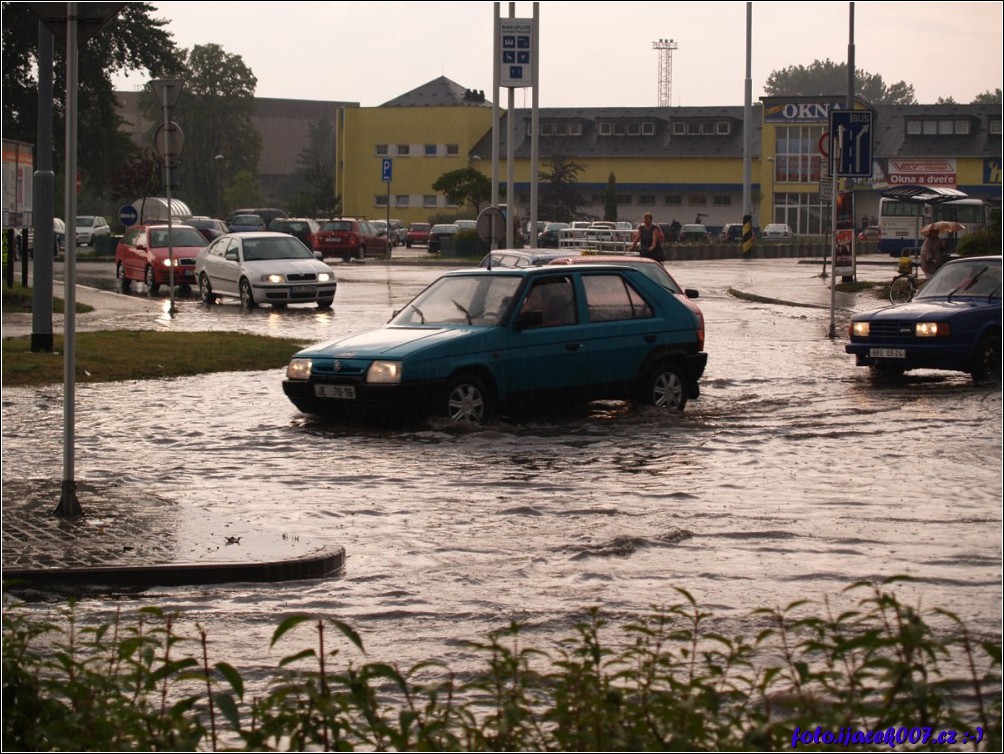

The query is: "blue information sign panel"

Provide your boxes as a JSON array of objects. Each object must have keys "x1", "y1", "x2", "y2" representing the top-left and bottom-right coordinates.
[
  {"x1": 381, "y1": 158, "x2": 392, "y2": 182},
  {"x1": 830, "y1": 110, "x2": 873, "y2": 178},
  {"x1": 119, "y1": 203, "x2": 139, "y2": 227},
  {"x1": 500, "y1": 18, "x2": 533, "y2": 88}
]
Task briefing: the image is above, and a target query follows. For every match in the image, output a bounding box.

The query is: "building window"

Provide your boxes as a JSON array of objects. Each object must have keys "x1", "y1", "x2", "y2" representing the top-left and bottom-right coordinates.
[
  {"x1": 688, "y1": 194, "x2": 707, "y2": 207},
  {"x1": 990, "y1": 118, "x2": 1002, "y2": 136},
  {"x1": 423, "y1": 195, "x2": 437, "y2": 208},
  {"x1": 627, "y1": 123, "x2": 640, "y2": 136},
  {"x1": 590, "y1": 193, "x2": 605, "y2": 204},
  {"x1": 639, "y1": 194, "x2": 655, "y2": 205},
  {"x1": 664, "y1": 194, "x2": 682, "y2": 206},
  {"x1": 687, "y1": 122, "x2": 701, "y2": 135},
  {"x1": 569, "y1": 122, "x2": 583, "y2": 136},
  {"x1": 906, "y1": 120, "x2": 923, "y2": 135},
  {"x1": 713, "y1": 195, "x2": 732, "y2": 207},
  {"x1": 702, "y1": 122, "x2": 715, "y2": 135},
  {"x1": 642, "y1": 122, "x2": 655, "y2": 136},
  {"x1": 424, "y1": 144, "x2": 437, "y2": 156},
  {"x1": 717, "y1": 121, "x2": 731, "y2": 135},
  {"x1": 375, "y1": 195, "x2": 388, "y2": 207},
  {"x1": 672, "y1": 122, "x2": 686, "y2": 136},
  {"x1": 955, "y1": 119, "x2": 970, "y2": 135},
  {"x1": 599, "y1": 122, "x2": 612, "y2": 136},
  {"x1": 774, "y1": 125, "x2": 826, "y2": 183},
  {"x1": 616, "y1": 194, "x2": 632, "y2": 205},
  {"x1": 396, "y1": 144, "x2": 410, "y2": 156},
  {"x1": 396, "y1": 195, "x2": 410, "y2": 207},
  {"x1": 446, "y1": 144, "x2": 459, "y2": 155},
  {"x1": 375, "y1": 144, "x2": 388, "y2": 156}
]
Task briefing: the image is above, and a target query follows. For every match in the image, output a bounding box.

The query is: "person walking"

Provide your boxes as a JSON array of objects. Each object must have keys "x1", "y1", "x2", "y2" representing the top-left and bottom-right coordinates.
[
  {"x1": 919, "y1": 227, "x2": 945, "y2": 276},
  {"x1": 631, "y1": 213, "x2": 665, "y2": 261}
]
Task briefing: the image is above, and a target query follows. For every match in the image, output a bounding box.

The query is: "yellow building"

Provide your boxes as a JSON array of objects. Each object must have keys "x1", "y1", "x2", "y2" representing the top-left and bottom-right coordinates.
[{"x1": 335, "y1": 77, "x2": 493, "y2": 224}]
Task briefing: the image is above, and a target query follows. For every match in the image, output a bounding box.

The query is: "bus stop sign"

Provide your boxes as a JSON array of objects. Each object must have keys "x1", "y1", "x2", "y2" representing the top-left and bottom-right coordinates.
[{"x1": 830, "y1": 110, "x2": 873, "y2": 178}]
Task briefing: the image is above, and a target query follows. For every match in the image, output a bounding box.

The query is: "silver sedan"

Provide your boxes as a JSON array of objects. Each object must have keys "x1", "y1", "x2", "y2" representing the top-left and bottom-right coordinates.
[{"x1": 194, "y1": 232, "x2": 337, "y2": 309}]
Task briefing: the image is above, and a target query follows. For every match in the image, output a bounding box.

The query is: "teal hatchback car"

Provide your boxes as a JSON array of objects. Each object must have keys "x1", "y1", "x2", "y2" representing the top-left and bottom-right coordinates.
[{"x1": 283, "y1": 265, "x2": 707, "y2": 424}]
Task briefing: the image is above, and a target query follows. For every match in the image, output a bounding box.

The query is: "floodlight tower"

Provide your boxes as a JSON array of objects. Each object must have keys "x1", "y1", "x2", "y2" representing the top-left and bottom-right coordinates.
[{"x1": 653, "y1": 38, "x2": 678, "y2": 107}]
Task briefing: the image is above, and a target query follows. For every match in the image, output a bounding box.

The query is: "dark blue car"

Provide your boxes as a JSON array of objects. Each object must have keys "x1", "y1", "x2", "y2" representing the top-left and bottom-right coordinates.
[
  {"x1": 283, "y1": 265, "x2": 707, "y2": 423},
  {"x1": 846, "y1": 255, "x2": 1001, "y2": 382}
]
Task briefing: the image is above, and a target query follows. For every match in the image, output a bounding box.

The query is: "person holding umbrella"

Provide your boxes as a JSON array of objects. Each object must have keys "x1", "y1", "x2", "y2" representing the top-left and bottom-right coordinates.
[{"x1": 919, "y1": 220, "x2": 964, "y2": 276}]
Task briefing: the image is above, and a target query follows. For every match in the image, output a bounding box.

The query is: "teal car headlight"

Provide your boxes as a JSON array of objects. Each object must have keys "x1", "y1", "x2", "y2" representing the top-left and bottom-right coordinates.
[
  {"x1": 287, "y1": 358, "x2": 312, "y2": 380},
  {"x1": 367, "y1": 360, "x2": 403, "y2": 384}
]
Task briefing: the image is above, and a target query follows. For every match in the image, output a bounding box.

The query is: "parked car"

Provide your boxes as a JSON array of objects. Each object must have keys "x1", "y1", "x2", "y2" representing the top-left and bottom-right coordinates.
[
  {"x1": 406, "y1": 222, "x2": 431, "y2": 248},
  {"x1": 858, "y1": 226, "x2": 881, "y2": 241},
  {"x1": 678, "y1": 224, "x2": 711, "y2": 243},
  {"x1": 53, "y1": 217, "x2": 66, "y2": 253},
  {"x1": 479, "y1": 248, "x2": 582, "y2": 268},
  {"x1": 115, "y1": 224, "x2": 207, "y2": 294},
  {"x1": 388, "y1": 219, "x2": 407, "y2": 246},
  {"x1": 226, "y1": 208, "x2": 288, "y2": 227},
  {"x1": 761, "y1": 223, "x2": 794, "y2": 241},
  {"x1": 547, "y1": 255, "x2": 701, "y2": 302},
  {"x1": 537, "y1": 222, "x2": 570, "y2": 248},
  {"x1": 228, "y1": 213, "x2": 267, "y2": 232},
  {"x1": 845, "y1": 255, "x2": 1001, "y2": 382},
  {"x1": 455, "y1": 219, "x2": 478, "y2": 232},
  {"x1": 185, "y1": 216, "x2": 229, "y2": 242},
  {"x1": 720, "y1": 223, "x2": 744, "y2": 242},
  {"x1": 283, "y1": 265, "x2": 708, "y2": 423},
  {"x1": 270, "y1": 217, "x2": 321, "y2": 250},
  {"x1": 195, "y1": 232, "x2": 337, "y2": 310},
  {"x1": 427, "y1": 223, "x2": 460, "y2": 254},
  {"x1": 315, "y1": 218, "x2": 388, "y2": 261},
  {"x1": 75, "y1": 215, "x2": 110, "y2": 246}
]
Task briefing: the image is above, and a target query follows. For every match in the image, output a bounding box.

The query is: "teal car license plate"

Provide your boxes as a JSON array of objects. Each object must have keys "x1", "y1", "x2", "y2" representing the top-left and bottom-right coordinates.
[{"x1": 315, "y1": 384, "x2": 355, "y2": 400}]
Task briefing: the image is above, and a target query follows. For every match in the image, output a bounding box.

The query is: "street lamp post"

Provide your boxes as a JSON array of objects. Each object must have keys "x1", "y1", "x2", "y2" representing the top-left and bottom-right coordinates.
[
  {"x1": 149, "y1": 78, "x2": 184, "y2": 315},
  {"x1": 767, "y1": 157, "x2": 775, "y2": 225},
  {"x1": 214, "y1": 154, "x2": 224, "y2": 217}
]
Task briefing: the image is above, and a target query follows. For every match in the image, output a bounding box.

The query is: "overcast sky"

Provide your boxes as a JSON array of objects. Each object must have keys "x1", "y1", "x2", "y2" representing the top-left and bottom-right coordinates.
[{"x1": 112, "y1": 1, "x2": 1003, "y2": 108}]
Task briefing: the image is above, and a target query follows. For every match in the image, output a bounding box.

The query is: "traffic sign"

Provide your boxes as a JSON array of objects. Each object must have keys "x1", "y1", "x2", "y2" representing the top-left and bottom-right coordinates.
[
  {"x1": 381, "y1": 158, "x2": 392, "y2": 182},
  {"x1": 119, "y1": 204, "x2": 138, "y2": 227},
  {"x1": 830, "y1": 110, "x2": 873, "y2": 178}
]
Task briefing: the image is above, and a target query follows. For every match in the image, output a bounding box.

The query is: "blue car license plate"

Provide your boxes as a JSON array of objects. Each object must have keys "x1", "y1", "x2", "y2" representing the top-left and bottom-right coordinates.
[{"x1": 870, "y1": 348, "x2": 905, "y2": 359}]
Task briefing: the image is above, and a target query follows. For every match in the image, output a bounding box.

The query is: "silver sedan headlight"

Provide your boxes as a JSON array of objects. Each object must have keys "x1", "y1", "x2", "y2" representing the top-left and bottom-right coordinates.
[
  {"x1": 317, "y1": 272, "x2": 333, "y2": 282},
  {"x1": 367, "y1": 360, "x2": 402, "y2": 384},
  {"x1": 261, "y1": 274, "x2": 285, "y2": 284},
  {"x1": 287, "y1": 359, "x2": 312, "y2": 380}
]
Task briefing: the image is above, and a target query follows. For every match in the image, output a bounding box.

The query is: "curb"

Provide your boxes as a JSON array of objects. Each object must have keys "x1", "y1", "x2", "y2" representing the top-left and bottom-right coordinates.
[{"x1": 3, "y1": 545, "x2": 346, "y2": 590}]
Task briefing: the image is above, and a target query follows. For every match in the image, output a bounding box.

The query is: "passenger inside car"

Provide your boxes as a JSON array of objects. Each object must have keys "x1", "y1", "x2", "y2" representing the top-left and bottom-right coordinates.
[{"x1": 521, "y1": 278, "x2": 576, "y2": 327}]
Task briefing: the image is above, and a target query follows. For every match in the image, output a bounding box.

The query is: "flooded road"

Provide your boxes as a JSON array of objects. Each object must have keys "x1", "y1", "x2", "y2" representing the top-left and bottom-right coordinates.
[{"x1": 3, "y1": 260, "x2": 1000, "y2": 684}]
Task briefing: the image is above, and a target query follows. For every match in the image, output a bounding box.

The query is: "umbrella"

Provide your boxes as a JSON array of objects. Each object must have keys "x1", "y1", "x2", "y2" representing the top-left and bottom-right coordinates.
[{"x1": 921, "y1": 221, "x2": 966, "y2": 235}]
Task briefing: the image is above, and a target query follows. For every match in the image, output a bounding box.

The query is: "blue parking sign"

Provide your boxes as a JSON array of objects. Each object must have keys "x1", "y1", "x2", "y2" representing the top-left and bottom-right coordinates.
[{"x1": 381, "y1": 158, "x2": 392, "y2": 182}]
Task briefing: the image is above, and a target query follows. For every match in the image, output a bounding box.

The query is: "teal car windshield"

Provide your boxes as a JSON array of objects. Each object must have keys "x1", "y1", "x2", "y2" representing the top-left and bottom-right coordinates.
[{"x1": 390, "y1": 274, "x2": 522, "y2": 327}]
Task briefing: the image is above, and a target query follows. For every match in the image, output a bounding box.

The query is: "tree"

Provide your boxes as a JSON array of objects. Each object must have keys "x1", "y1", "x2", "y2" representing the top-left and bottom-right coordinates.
[
  {"x1": 225, "y1": 170, "x2": 262, "y2": 209},
  {"x1": 971, "y1": 88, "x2": 1002, "y2": 105},
  {"x1": 287, "y1": 117, "x2": 338, "y2": 217},
  {"x1": 431, "y1": 167, "x2": 491, "y2": 215},
  {"x1": 1, "y1": 2, "x2": 181, "y2": 206},
  {"x1": 603, "y1": 172, "x2": 618, "y2": 222},
  {"x1": 764, "y1": 59, "x2": 917, "y2": 105},
  {"x1": 538, "y1": 157, "x2": 587, "y2": 222},
  {"x1": 141, "y1": 43, "x2": 262, "y2": 216}
]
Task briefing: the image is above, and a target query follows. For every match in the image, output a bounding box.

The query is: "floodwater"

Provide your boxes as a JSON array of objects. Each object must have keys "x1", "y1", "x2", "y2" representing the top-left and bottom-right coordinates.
[{"x1": 3, "y1": 260, "x2": 1001, "y2": 690}]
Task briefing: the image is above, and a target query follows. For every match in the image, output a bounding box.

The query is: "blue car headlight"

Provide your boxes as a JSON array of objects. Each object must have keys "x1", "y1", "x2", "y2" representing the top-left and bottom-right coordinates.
[
  {"x1": 287, "y1": 358, "x2": 312, "y2": 380},
  {"x1": 367, "y1": 361, "x2": 402, "y2": 384}
]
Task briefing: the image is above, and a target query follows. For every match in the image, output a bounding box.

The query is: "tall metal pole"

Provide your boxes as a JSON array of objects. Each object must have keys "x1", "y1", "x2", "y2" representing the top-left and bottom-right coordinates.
[
  {"x1": 32, "y1": 20, "x2": 55, "y2": 353},
  {"x1": 491, "y1": 3, "x2": 501, "y2": 250},
  {"x1": 742, "y1": 2, "x2": 752, "y2": 220},
  {"x1": 57, "y1": 2, "x2": 81, "y2": 516},
  {"x1": 506, "y1": 2, "x2": 515, "y2": 250},
  {"x1": 162, "y1": 86, "x2": 176, "y2": 315},
  {"x1": 528, "y1": 2, "x2": 539, "y2": 248}
]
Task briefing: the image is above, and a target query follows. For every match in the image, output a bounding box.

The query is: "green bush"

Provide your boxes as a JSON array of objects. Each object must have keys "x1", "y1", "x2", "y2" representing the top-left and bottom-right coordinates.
[
  {"x1": 956, "y1": 227, "x2": 1002, "y2": 257},
  {"x1": 3, "y1": 580, "x2": 1000, "y2": 751}
]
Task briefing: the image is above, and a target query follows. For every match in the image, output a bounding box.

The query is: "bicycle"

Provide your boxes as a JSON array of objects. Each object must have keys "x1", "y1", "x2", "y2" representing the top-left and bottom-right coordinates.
[{"x1": 888, "y1": 254, "x2": 920, "y2": 304}]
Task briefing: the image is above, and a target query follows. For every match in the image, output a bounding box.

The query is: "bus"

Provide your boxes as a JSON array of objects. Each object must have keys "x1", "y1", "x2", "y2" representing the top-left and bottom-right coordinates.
[{"x1": 877, "y1": 190, "x2": 987, "y2": 255}]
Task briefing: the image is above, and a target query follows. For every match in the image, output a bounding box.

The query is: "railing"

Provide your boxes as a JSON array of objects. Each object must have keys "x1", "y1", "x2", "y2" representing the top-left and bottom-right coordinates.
[{"x1": 558, "y1": 228, "x2": 634, "y2": 254}]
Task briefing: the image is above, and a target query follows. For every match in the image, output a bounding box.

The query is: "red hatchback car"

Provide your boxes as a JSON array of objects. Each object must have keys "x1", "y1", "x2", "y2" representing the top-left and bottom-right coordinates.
[
  {"x1": 115, "y1": 224, "x2": 207, "y2": 293},
  {"x1": 315, "y1": 218, "x2": 388, "y2": 262},
  {"x1": 406, "y1": 222, "x2": 431, "y2": 248}
]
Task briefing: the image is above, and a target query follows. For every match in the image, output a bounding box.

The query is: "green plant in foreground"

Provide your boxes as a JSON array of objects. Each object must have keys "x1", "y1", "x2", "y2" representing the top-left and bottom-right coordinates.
[{"x1": 3, "y1": 579, "x2": 1000, "y2": 751}]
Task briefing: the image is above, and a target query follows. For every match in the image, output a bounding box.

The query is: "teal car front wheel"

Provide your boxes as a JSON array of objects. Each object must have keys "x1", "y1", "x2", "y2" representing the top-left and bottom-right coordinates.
[{"x1": 443, "y1": 373, "x2": 496, "y2": 424}]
